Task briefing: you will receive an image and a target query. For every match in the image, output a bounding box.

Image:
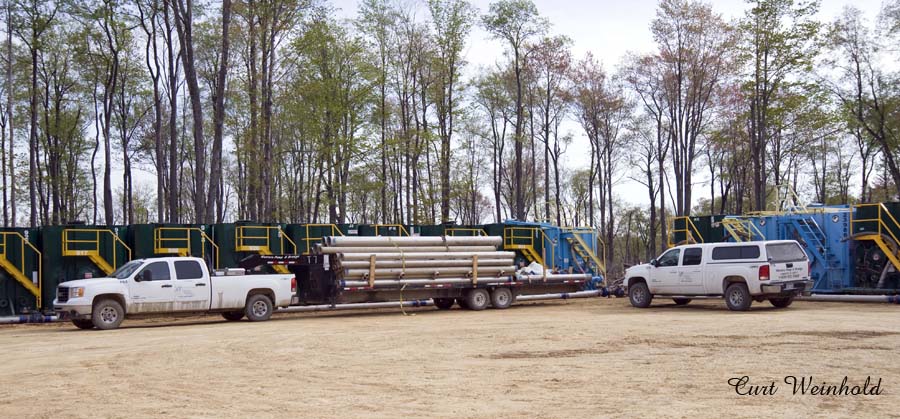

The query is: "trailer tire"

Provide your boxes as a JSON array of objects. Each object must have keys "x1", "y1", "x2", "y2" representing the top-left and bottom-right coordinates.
[
  {"x1": 92, "y1": 299, "x2": 125, "y2": 330},
  {"x1": 672, "y1": 298, "x2": 691, "y2": 305},
  {"x1": 433, "y1": 298, "x2": 455, "y2": 310},
  {"x1": 490, "y1": 288, "x2": 513, "y2": 309},
  {"x1": 71, "y1": 319, "x2": 95, "y2": 330},
  {"x1": 768, "y1": 296, "x2": 794, "y2": 308},
  {"x1": 222, "y1": 311, "x2": 244, "y2": 321},
  {"x1": 244, "y1": 294, "x2": 273, "y2": 322},
  {"x1": 464, "y1": 289, "x2": 490, "y2": 311}
]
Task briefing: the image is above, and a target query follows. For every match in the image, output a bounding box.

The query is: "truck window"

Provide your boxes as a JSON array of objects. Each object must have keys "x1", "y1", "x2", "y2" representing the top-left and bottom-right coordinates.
[
  {"x1": 711, "y1": 246, "x2": 760, "y2": 260},
  {"x1": 682, "y1": 248, "x2": 702, "y2": 266},
  {"x1": 766, "y1": 242, "x2": 807, "y2": 263},
  {"x1": 657, "y1": 249, "x2": 680, "y2": 267},
  {"x1": 175, "y1": 261, "x2": 204, "y2": 280},
  {"x1": 139, "y1": 261, "x2": 171, "y2": 281}
]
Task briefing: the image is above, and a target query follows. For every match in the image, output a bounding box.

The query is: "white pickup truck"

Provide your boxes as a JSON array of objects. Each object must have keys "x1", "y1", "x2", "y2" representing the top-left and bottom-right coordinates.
[
  {"x1": 623, "y1": 240, "x2": 813, "y2": 311},
  {"x1": 53, "y1": 257, "x2": 295, "y2": 330}
]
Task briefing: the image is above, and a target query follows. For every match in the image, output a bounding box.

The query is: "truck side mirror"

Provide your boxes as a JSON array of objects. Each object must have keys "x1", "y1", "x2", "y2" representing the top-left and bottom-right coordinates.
[{"x1": 650, "y1": 258, "x2": 658, "y2": 267}]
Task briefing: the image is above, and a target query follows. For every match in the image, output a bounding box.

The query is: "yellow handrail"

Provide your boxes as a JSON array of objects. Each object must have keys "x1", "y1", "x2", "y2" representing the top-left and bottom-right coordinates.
[
  {"x1": 62, "y1": 229, "x2": 132, "y2": 271},
  {"x1": 446, "y1": 228, "x2": 487, "y2": 236},
  {"x1": 668, "y1": 216, "x2": 704, "y2": 248},
  {"x1": 374, "y1": 224, "x2": 410, "y2": 236},
  {"x1": 302, "y1": 224, "x2": 345, "y2": 255},
  {"x1": 152, "y1": 227, "x2": 219, "y2": 269},
  {"x1": 852, "y1": 203, "x2": 900, "y2": 250},
  {"x1": 235, "y1": 226, "x2": 298, "y2": 254},
  {"x1": 503, "y1": 226, "x2": 553, "y2": 269},
  {"x1": 0, "y1": 232, "x2": 42, "y2": 306}
]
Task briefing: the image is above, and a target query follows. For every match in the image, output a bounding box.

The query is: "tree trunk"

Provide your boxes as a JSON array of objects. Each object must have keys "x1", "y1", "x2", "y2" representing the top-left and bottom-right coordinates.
[{"x1": 206, "y1": 0, "x2": 231, "y2": 223}]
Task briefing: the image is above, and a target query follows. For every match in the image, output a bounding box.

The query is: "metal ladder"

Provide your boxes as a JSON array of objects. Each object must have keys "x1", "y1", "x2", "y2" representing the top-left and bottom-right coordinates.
[{"x1": 790, "y1": 216, "x2": 841, "y2": 290}]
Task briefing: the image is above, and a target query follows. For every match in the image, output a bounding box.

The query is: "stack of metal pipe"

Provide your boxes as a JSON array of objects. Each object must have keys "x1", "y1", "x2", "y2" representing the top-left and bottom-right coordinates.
[{"x1": 316, "y1": 236, "x2": 515, "y2": 287}]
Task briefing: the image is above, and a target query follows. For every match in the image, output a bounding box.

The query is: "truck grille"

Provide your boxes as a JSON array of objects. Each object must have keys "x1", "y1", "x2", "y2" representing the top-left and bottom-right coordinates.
[{"x1": 57, "y1": 287, "x2": 69, "y2": 303}]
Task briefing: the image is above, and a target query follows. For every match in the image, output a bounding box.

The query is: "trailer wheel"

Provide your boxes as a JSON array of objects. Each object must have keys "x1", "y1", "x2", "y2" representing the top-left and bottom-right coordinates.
[
  {"x1": 92, "y1": 299, "x2": 125, "y2": 330},
  {"x1": 245, "y1": 294, "x2": 273, "y2": 321},
  {"x1": 464, "y1": 289, "x2": 490, "y2": 311},
  {"x1": 222, "y1": 311, "x2": 245, "y2": 321},
  {"x1": 71, "y1": 319, "x2": 94, "y2": 330},
  {"x1": 433, "y1": 298, "x2": 455, "y2": 310},
  {"x1": 490, "y1": 288, "x2": 513, "y2": 309}
]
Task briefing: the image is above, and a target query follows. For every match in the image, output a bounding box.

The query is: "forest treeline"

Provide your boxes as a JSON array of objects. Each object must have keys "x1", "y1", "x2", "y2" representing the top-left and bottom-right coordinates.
[{"x1": 2, "y1": 0, "x2": 900, "y2": 267}]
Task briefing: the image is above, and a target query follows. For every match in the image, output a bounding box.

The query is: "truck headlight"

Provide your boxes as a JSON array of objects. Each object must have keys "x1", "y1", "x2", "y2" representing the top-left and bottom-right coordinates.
[{"x1": 70, "y1": 287, "x2": 84, "y2": 298}]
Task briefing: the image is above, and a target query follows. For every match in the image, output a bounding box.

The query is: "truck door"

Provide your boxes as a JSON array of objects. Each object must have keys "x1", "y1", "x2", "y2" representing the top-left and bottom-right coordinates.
[
  {"x1": 677, "y1": 247, "x2": 704, "y2": 294},
  {"x1": 649, "y1": 248, "x2": 681, "y2": 293},
  {"x1": 173, "y1": 260, "x2": 211, "y2": 311},
  {"x1": 128, "y1": 261, "x2": 176, "y2": 313}
]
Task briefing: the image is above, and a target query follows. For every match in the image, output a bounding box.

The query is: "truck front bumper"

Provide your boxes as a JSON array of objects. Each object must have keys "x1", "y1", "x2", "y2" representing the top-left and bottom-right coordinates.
[
  {"x1": 761, "y1": 280, "x2": 814, "y2": 296},
  {"x1": 53, "y1": 299, "x2": 92, "y2": 320}
]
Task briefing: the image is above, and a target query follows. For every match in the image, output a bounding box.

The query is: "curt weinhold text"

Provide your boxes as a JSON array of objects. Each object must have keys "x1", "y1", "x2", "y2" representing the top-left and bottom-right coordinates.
[{"x1": 728, "y1": 376, "x2": 883, "y2": 396}]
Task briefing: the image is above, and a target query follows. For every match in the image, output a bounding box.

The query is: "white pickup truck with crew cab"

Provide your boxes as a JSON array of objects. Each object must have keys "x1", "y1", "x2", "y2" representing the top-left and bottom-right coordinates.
[
  {"x1": 623, "y1": 240, "x2": 813, "y2": 311},
  {"x1": 53, "y1": 257, "x2": 295, "y2": 330}
]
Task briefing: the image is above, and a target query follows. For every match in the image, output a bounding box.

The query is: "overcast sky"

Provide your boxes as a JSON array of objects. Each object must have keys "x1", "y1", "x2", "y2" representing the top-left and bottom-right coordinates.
[{"x1": 326, "y1": 0, "x2": 888, "y2": 208}]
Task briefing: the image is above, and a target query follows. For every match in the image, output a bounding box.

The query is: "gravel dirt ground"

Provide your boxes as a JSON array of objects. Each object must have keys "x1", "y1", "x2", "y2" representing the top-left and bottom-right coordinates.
[{"x1": 0, "y1": 298, "x2": 898, "y2": 418}]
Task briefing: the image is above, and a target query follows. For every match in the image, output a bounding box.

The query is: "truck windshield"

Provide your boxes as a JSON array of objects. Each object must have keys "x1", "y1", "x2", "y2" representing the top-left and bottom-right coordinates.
[
  {"x1": 766, "y1": 243, "x2": 807, "y2": 263},
  {"x1": 111, "y1": 260, "x2": 143, "y2": 279}
]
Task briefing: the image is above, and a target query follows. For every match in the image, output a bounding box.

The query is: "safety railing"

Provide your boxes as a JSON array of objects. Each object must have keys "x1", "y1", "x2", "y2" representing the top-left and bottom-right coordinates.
[
  {"x1": 851, "y1": 203, "x2": 900, "y2": 249},
  {"x1": 235, "y1": 226, "x2": 298, "y2": 254},
  {"x1": 62, "y1": 228, "x2": 132, "y2": 272},
  {"x1": 373, "y1": 224, "x2": 410, "y2": 236},
  {"x1": 446, "y1": 228, "x2": 487, "y2": 237},
  {"x1": 301, "y1": 224, "x2": 345, "y2": 254},
  {"x1": 721, "y1": 218, "x2": 765, "y2": 242},
  {"x1": 153, "y1": 227, "x2": 219, "y2": 269},
  {"x1": 503, "y1": 226, "x2": 553, "y2": 268},
  {"x1": 667, "y1": 216, "x2": 704, "y2": 248},
  {"x1": 0, "y1": 232, "x2": 42, "y2": 307}
]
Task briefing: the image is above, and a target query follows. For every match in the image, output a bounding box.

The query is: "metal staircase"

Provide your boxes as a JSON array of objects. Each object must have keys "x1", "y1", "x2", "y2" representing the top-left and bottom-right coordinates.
[
  {"x1": 0, "y1": 232, "x2": 42, "y2": 308},
  {"x1": 154, "y1": 227, "x2": 220, "y2": 269},
  {"x1": 235, "y1": 226, "x2": 297, "y2": 274},
  {"x1": 721, "y1": 218, "x2": 765, "y2": 242},
  {"x1": 503, "y1": 226, "x2": 547, "y2": 267},
  {"x1": 851, "y1": 203, "x2": 900, "y2": 274},
  {"x1": 565, "y1": 232, "x2": 606, "y2": 276},
  {"x1": 62, "y1": 229, "x2": 131, "y2": 275},
  {"x1": 789, "y1": 216, "x2": 842, "y2": 290}
]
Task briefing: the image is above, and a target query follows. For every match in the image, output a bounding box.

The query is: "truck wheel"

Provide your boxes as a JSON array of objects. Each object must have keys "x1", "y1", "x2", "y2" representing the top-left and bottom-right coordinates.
[
  {"x1": 433, "y1": 298, "x2": 454, "y2": 310},
  {"x1": 672, "y1": 298, "x2": 691, "y2": 306},
  {"x1": 464, "y1": 289, "x2": 490, "y2": 311},
  {"x1": 628, "y1": 281, "x2": 653, "y2": 308},
  {"x1": 222, "y1": 311, "x2": 244, "y2": 321},
  {"x1": 725, "y1": 283, "x2": 752, "y2": 311},
  {"x1": 769, "y1": 296, "x2": 794, "y2": 308},
  {"x1": 490, "y1": 288, "x2": 513, "y2": 309},
  {"x1": 92, "y1": 299, "x2": 125, "y2": 330},
  {"x1": 245, "y1": 294, "x2": 274, "y2": 322},
  {"x1": 71, "y1": 319, "x2": 95, "y2": 330}
]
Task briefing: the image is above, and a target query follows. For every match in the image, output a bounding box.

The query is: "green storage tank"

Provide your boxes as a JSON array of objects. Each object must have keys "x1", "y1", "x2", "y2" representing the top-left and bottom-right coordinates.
[
  {"x1": 212, "y1": 222, "x2": 297, "y2": 270},
  {"x1": 42, "y1": 224, "x2": 131, "y2": 305},
  {"x1": 285, "y1": 223, "x2": 357, "y2": 254},
  {"x1": 128, "y1": 223, "x2": 218, "y2": 268}
]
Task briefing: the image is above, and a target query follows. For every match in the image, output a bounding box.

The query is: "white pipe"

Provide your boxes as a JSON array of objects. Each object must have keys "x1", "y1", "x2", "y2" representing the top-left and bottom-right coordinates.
[
  {"x1": 799, "y1": 294, "x2": 900, "y2": 304},
  {"x1": 341, "y1": 266, "x2": 516, "y2": 278},
  {"x1": 338, "y1": 259, "x2": 513, "y2": 269},
  {"x1": 0, "y1": 315, "x2": 59, "y2": 324},
  {"x1": 277, "y1": 300, "x2": 433, "y2": 313},
  {"x1": 325, "y1": 236, "x2": 502, "y2": 247},
  {"x1": 339, "y1": 275, "x2": 585, "y2": 288},
  {"x1": 515, "y1": 290, "x2": 601, "y2": 301},
  {"x1": 516, "y1": 274, "x2": 593, "y2": 281},
  {"x1": 339, "y1": 251, "x2": 516, "y2": 261},
  {"x1": 318, "y1": 245, "x2": 498, "y2": 254}
]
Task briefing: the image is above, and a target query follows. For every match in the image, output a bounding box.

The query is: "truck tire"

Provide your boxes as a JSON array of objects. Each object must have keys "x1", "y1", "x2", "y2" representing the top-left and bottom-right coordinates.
[
  {"x1": 464, "y1": 289, "x2": 490, "y2": 311},
  {"x1": 245, "y1": 294, "x2": 274, "y2": 322},
  {"x1": 628, "y1": 281, "x2": 653, "y2": 308},
  {"x1": 490, "y1": 288, "x2": 513, "y2": 309},
  {"x1": 92, "y1": 299, "x2": 125, "y2": 330},
  {"x1": 725, "y1": 283, "x2": 752, "y2": 311},
  {"x1": 71, "y1": 319, "x2": 94, "y2": 330},
  {"x1": 222, "y1": 311, "x2": 245, "y2": 321},
  {"x1": 769, "y1": 296, "x2": 794, "y2": 308},
  {"x1": 433, "y1": 298, "x2": 454, "y2": 310},
  {"x1": 672, "y1": 298, "x2": 691, "y2": 305}
]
